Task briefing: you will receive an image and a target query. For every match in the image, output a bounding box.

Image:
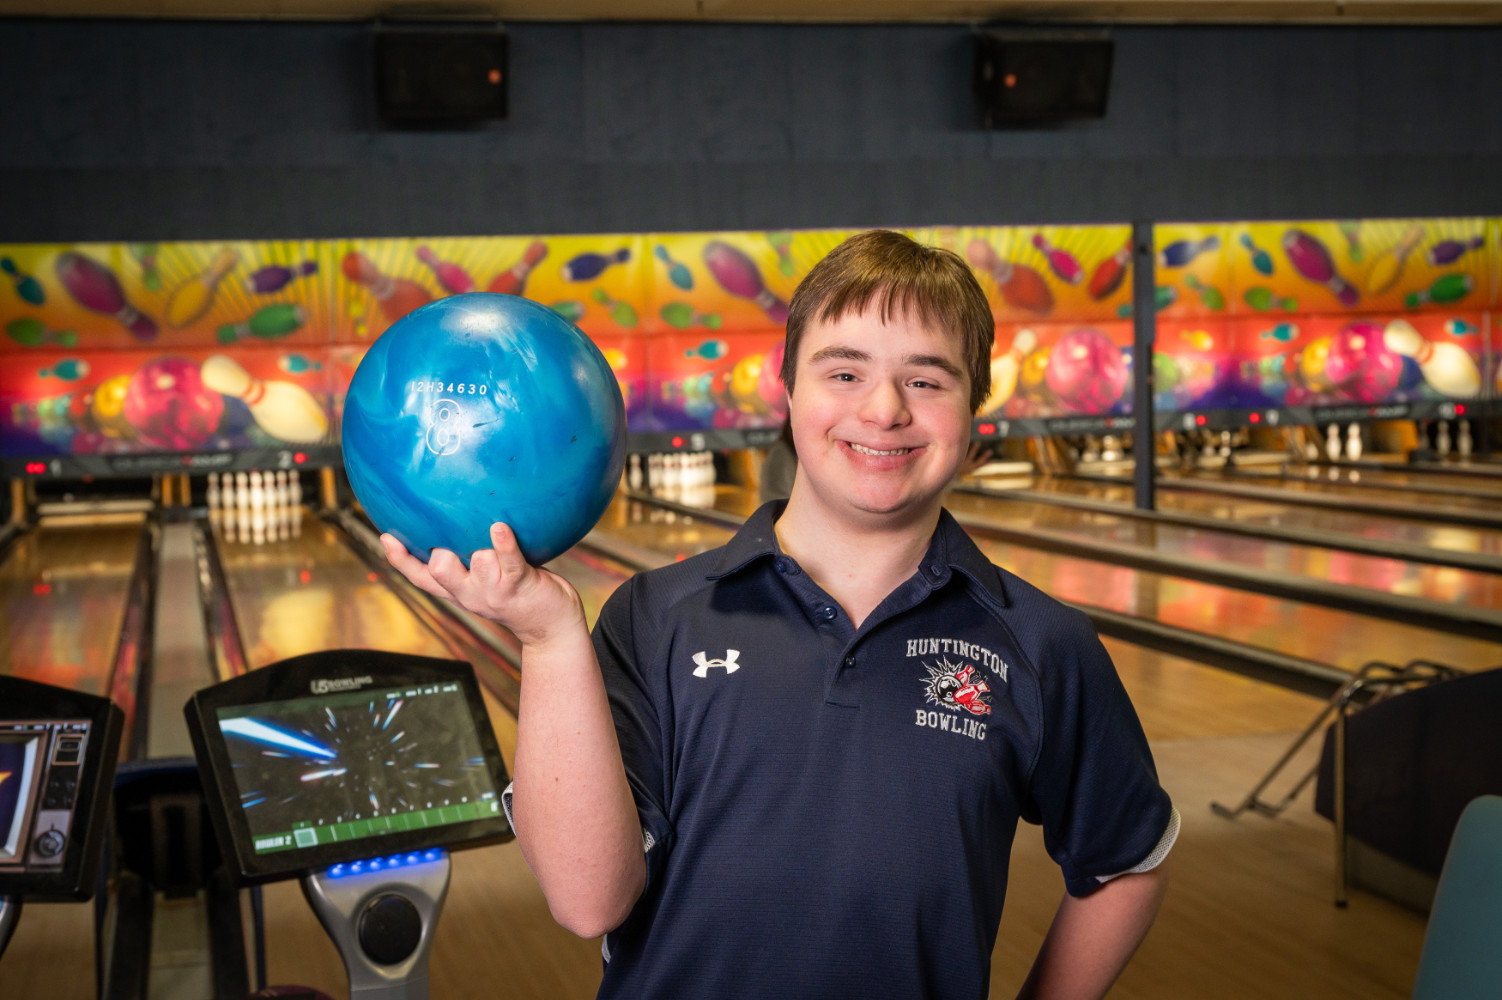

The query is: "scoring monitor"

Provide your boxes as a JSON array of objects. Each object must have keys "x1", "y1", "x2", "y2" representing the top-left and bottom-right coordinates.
[{"x1": 187, "y1": 651, "x2": 513, "y2": 885}]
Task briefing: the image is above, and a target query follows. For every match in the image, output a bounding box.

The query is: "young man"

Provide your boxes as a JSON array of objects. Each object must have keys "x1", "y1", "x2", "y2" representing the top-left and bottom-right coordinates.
[{"x1": 383, "y1": 230, "x2": 1177, "y2": 999}]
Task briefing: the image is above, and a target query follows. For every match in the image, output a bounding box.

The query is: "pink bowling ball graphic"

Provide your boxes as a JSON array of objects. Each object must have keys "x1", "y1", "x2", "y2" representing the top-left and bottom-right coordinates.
[
  {"x1": 1044, "y1": 327, "x2": 1128, "y2": 414},
  {"x1": 123, "y1": 357, "x2": 224, "y2": 450},
  {"x1": 1323, "y1": 321, "x2": 1401, "y2": 404}
]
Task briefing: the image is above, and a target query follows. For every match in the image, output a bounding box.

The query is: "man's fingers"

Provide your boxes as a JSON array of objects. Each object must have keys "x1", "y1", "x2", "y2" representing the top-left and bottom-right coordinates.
[
  {"x1": 490, "y1": 523, "x2": 532, "y2": 579},
  {"x1": 426, "y1": 547, "x2": 469, "y2": 594},
  {"x1": 381, "y1": 533, "x2": 456, "y2": 602}
]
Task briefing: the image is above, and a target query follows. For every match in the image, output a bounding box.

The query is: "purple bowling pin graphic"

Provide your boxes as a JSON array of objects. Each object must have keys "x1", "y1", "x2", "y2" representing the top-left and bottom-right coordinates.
[
  {"x1": 54, "y1": 252, "x2": 159, "y2": 341},
  {"x1": 1282, "y1": 229, "x2": 1358, "y2": 308},
  {"x1": 246, "y1": 260, "x2": 318, "y2": 294},
  {"x1": 702, "y1": 241, "x2": 788, "y2": 324},
  {"x1": 561, "y1": 248, "x2": 631, "y2": 282}
]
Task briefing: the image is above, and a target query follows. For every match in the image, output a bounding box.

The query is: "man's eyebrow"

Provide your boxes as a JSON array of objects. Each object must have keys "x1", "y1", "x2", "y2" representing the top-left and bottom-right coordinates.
[
  {"x1": 806, "y1": 345, "x2": 871, "y2": 365},
  {"x1": 906, "y1": 354, "x2": 964, "y2": 379}
]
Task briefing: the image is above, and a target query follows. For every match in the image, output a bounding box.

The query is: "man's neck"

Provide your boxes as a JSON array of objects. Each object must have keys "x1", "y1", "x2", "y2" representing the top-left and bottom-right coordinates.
[{"x1": 773, "y1": 488, "x2": 941, "y2": 630}]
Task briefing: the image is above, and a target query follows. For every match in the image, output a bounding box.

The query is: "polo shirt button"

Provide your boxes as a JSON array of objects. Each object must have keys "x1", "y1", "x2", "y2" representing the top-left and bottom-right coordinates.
[
  {"x1": 928, "y1": 564, "x2": 944, "y2": 578},
  {"x1": 819, "y1": 606, "x2": 837, "y2": 621},
  {"x1": 844, "y1": 655, "x2": 856, "y2": 668}
]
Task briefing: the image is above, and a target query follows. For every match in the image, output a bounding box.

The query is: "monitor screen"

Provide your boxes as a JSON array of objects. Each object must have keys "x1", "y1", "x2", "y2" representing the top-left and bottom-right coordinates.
[
  {"x1": 216, "y1": 680, "x2": 501, "y2": 858},
  {"x1": 0, "y1": 720, "x2": 91, "y2": 872}
]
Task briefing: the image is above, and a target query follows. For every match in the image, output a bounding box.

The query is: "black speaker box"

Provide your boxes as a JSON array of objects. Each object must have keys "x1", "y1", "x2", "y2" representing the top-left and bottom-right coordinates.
[
  {"x1": 374, "y1": 24, "x2": 508, "y2": 125},
  {"x1": 973, "y1": 31, "x2": 1113, "y2": 127}
]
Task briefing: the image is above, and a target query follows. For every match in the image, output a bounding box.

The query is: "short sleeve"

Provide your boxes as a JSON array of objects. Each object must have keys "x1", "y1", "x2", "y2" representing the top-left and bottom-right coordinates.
[
  {"x1": 1022, "y1": 620, "x2": 1173, "y2": 897},
  {"x1": 593, "y1": 578, "x2": 675, "y2": 893}
]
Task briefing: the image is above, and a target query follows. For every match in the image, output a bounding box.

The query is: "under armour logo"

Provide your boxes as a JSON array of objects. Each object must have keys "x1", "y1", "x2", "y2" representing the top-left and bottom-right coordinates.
[{"x1": 692, "y1": 649, "x2": 741, "y2": 678}]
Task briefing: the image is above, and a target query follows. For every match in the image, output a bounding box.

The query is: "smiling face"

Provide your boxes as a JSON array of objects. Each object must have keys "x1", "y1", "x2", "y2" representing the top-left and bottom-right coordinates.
[{"x1": 787, "y1": 304, "x2": 973, "y2": 529}]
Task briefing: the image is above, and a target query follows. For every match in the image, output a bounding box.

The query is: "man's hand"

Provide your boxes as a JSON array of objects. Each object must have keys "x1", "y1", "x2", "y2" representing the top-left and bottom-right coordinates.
[
  {"x1": 380, "y1": 522, "x2": 586, "y2": 648},
  {"x1": 957, "y1": 440, "x2": 995, "y2": 478}
]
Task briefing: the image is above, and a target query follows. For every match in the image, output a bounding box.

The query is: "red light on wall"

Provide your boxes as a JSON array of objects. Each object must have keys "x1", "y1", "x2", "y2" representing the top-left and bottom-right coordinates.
[
  {"x1": 977, "y1": 423, "x2": 996, "y2": 435},
  {"x1": 1195, "y1": 415, "x2": 1207, "y2": 426},
  {"x1": 33, "y1": 583, "x2": 50, "y2": 595},
  {"x1": 25, "y1": 461, "x2": 45, "y2": 475},
  {"x1": 367, "y1": 572, "x2": 378, "y2": 583},
  {"x1": 1456, "y1": 404, "x2": 1466, "y2": 416},
  {"x1": 671, "y1": 436, "x2": 684, "y2": 448},
  {"x1": 1249, "y1": 413, "x2": 1261, "y2": 424},
  {"x1": 299, "y1": 570, "x2": 311, "y2": 584},
  {"x1": 294, "y1": 452, "x2": 307, "y2": 464}
]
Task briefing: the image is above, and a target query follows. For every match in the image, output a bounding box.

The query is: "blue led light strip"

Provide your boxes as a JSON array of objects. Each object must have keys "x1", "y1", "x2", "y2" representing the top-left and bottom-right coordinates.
[{"x1": 326, "y1": 848, "x2": 446, "y2": 878}]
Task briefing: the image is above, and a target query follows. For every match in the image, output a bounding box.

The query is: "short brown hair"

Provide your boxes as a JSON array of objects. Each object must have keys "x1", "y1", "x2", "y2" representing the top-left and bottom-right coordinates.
[{"x1": 780, "y1": 230, "x2": 995, "y2": 413}]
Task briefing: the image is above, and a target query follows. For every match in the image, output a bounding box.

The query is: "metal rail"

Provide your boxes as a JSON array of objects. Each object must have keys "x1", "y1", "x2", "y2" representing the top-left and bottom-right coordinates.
[
  {"x1": 191, "y1": 515, "x2": 251, "y2": 681},
  {"x1": 105, "y1": 517, "x2": 162, "y2": 762}
]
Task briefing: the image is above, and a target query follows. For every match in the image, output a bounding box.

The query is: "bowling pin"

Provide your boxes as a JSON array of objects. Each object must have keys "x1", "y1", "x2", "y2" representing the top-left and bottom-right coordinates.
[
  {"x1": 1364, "y1": 226, "x2": 1423, "y2": 296},
  {"x1": 1087, "y1": 242, "x2": 1131, "y2": 301},
  {"x1": 982, "y1": 329, "x2": 1038, "y2": 415},
  {"x1": 628, "y1": 453, "x2": 643, "y2": 490},
  {"x1": 1346, "y1": 424, "x2": 1362, "y2": 461},
  {"x1": 702, "y1": 241, "x2": 790, "y2": 323},
  {"x1": 274, "y1": 471, "x2": 290, "y2": 540},
  {"x1": 647, "y1": 453, "x2": 662, "y2": 490},
  {"x1": 200, "y1": 355, "x2": 330, "y2": 443},
  {"x1": 1326, "y1": 424, "x2": 1341, "y2": 461},
  {"x1": 246, "y1": 260, "x2": 318, "y2": 295},
  {"x1": 341, "y1": 251, "x2": 432, "y2": 323},
  {"x1": 249, "y1": 471, "x2": 267, "y2": 545},
  {"x1": 1436, "y1": 421, "x2": 1452, "y2": 457},
  {"x1": 1030, "y1": 233, "x2": 1083, "y2": 285},
  {"x1": 54, "y1": 251, "x2": 158, "y2": 341},
  {"x1": 236, "y1": 471, "x2": 252, "y2": 545},
  {"x1": 664, "y1": 453, "x2": 682, "y2": 490},
  {"x1": 1457, "y1": 419, "x2": 1473, "y2": 458},
  {"x1": 167, "y1": 248, "x2": 239, "y2": 328},
  {"x1": 1, "y1": 257, "x2": 45, "y2": 305},
  {"x1": 206, "y1": 473, "x2": 221, "y2": 528},
  {"x1": 1382, "y1": 320, "x2": 1481, "y2": 397},
  {"x1": 415, "y1": 245, "x2": 476, "y2": 294},
  {"x1": 1282, "y1": 230, "x2": 1359, "y2": 307},
  {"x1": 289, "y1": 471, "x2": 303, "y2": 508},
  {"x1": 488, "y1": 241, "x2": 549, "y2": 296}
]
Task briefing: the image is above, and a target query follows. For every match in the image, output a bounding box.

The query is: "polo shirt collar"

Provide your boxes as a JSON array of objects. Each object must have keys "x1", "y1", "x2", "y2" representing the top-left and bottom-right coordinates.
[{"x1": 706, "y1": 501, "x2": 1011, "y2": 610}]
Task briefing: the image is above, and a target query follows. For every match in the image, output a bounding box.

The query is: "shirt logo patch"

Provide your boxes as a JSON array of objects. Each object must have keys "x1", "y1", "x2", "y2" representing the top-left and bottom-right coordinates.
[
  {"x1": 692, "y1": 649, "x2": 741, "y2": 678},
  {"x1": 921, "y1": 658, "x2": 992, "y2": 717}
]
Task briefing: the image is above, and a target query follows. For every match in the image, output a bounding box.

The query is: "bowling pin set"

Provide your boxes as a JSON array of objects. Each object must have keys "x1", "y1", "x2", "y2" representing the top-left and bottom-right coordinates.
[
  {"x1": 627, "y1": 451, "x2": 719, "y2": 508},
  {"x1": 205, "y1": 469, "x2": 304, "y2": 545}
]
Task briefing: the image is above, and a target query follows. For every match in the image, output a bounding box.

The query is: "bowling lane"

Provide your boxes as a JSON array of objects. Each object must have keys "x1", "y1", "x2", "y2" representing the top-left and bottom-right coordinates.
[
  {"x1": 944, "y1": 489, "x2": 1502, "y2": 610},
  {"x1": 964, "y1": 531, "x2": 1502, "y2": 673},
  {"x1": 1151, "y1": 468, "x2": 1502, "y2": 520},
  {"x1": 0, "y1": 514, "x2": 143, "y2": 694},
  {"x1": 214, "y1": 512, "x2": 452, "y2": 667},
  {"x1": 593, "y1": 492, "x2": 740, "y2": 560},
  {"x1": 1217, "y1": 464, "x2": 1502, "y2": 501},
  {"x1": 1016, "y1": 475, "x2": 1502, "y2": 559},
  {"x1": 627, "y1": 486, "x2": 1502, "y2": 673}
]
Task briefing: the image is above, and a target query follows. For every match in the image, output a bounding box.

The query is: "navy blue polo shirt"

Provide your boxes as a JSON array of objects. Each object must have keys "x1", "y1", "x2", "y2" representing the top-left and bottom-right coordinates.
[{"x1": 591, "y1": 501, "x2": 1173, "y2": 999}]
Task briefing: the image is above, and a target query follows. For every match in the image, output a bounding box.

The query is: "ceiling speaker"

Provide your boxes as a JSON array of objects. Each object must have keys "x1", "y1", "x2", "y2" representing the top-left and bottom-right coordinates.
[
  {"x1": 974, "y1": 30, "x2": 1113, "y2": 127},
  {"x1": 374, "y1": 24, "x2": 507, "y2": 125}
]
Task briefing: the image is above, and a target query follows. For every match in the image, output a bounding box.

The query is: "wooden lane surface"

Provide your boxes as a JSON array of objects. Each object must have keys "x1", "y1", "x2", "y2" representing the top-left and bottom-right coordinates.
[
  {"x1": 945, "y1": 488, "x2": 1502, "y2": 611},
  {"x1": 214, "y1": 514, "x2": 452, "y2": 668},
  {"x1": 1022, "y1": 476, "x2": 1502, "y2": 559},
  {"x1": 0, "y1": 514, "x2": 142, "y2": 693}
]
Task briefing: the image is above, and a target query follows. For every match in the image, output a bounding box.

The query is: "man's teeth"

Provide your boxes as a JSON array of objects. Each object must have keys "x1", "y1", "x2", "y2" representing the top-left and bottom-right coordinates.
[{"x1": 850, "y1": 443, "x2": 911, "y2": 456}]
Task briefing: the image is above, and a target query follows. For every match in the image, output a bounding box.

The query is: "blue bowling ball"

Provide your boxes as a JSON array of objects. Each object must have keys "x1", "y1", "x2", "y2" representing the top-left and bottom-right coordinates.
[{"x1": 342, "y1": 293, "x2": 625, "y2": 566}]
